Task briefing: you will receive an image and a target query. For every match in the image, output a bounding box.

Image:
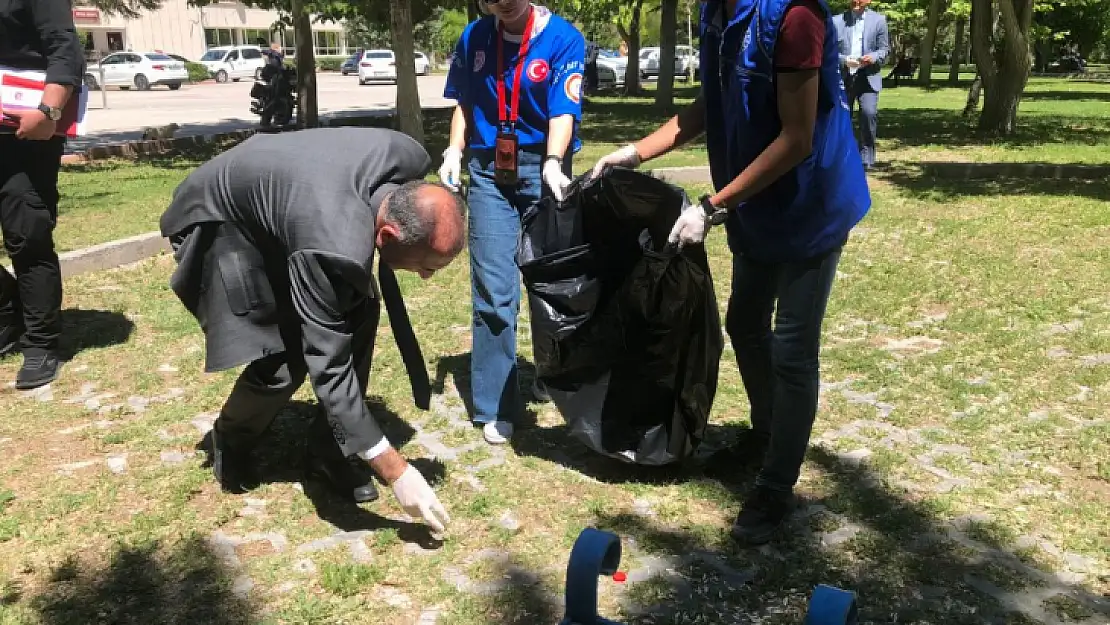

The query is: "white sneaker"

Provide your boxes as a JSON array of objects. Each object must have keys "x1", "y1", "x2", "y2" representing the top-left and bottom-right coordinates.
[
  {"x1": 482, "y1": 421, "x2": 514, "y2": 445},
  {"x1": 532, "y1": 379, "x2": 552, "y2": 402}
]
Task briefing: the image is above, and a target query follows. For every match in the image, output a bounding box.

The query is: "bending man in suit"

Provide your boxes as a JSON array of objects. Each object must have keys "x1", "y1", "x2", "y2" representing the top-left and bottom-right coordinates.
[
  {"x1": 833, "y1": 0, "x2": 889, "y2": 169},
  {"x1": 160, "y1": 128, "x2": 465, "y2": 533}
]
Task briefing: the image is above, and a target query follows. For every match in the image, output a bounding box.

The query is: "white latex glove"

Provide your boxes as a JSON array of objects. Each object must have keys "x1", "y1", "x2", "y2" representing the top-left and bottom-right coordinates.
[
  {"x1": 542, "y1": 158, "x2": 572, "y2": 202},
  {"x1": 667, "y1": 204, "x2": 710, "y2": 249},
  {"x1": 590, "y1": 144, "x2": 641, "y2": 179},
  {"x1": 391, "y1": 464, "x2": 451, "y2": 533},
  {"x1": 438, "y1": 146, "x2": 463, "y2": 191}
]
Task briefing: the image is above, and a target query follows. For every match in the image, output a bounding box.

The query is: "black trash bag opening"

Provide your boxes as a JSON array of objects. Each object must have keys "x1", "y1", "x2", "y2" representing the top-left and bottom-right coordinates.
[{"x1": 516, "y1": 167, "x2": 724, "y2": 466}]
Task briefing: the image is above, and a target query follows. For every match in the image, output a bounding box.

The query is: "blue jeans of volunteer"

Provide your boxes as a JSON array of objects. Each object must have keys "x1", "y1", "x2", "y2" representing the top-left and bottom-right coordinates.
[
  {"x1": 466, "y1": 147, "x2": 573, "y2": 425},
  {"x1": 725, "y1": 240, "x2": 844, "y2": 493}
]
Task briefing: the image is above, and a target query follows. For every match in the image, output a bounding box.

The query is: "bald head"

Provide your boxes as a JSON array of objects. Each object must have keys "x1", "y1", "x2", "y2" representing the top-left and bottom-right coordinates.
[{"x1": 376, "y1": 180, "x2": 466, "y2": 279}]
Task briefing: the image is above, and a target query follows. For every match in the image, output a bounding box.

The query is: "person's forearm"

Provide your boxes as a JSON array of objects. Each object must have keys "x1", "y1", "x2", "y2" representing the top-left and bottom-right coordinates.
[
  {"x1": 448, "y1": 105, "x2": 469, "y2": 152},
  {"x1": 710, "y1": 130, "x2": 812, "y2": 209},
  {"x1": 546, "y1": 114, "x2": 575, "y2": 159},
  {"x1": 368, "y1": 447, "x2": 408, "y2": 484},
  {"x1": 41, "y1": 84, "x2": 73, "y2": 110},
  {"x1": 633, "y1": 95, "x2": 706, "y2": 162}
]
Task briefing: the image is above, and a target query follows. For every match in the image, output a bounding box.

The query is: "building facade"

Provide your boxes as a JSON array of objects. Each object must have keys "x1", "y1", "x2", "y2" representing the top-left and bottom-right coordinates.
[{"x1": 72, "y1": 0, "x2": 350, "y2": 62}]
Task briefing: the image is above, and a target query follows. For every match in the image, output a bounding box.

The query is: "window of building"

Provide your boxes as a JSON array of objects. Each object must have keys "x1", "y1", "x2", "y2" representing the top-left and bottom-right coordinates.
[
  {"x1": 205, "y1": 28, "x2": 236, "y2": 48},
  {"x1": 314, "y1": 31, "x2": 342, "y2": 56},
  {"x1": 242, "y1": 28, "x2": 273, "y2": 47}
]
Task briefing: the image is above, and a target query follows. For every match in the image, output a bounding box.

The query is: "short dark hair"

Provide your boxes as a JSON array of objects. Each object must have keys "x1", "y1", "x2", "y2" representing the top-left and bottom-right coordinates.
[{"x1": 384, "y1": 180, "x2": 465, "y2": 245}]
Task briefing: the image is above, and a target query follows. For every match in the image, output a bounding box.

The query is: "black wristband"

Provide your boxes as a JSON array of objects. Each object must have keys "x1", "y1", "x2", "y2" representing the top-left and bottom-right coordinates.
[{"x1": 545, "y1": 155, "x2": 563, "y2": 165}]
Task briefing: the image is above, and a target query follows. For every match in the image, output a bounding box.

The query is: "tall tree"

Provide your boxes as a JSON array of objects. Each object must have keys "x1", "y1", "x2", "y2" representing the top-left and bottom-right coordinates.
[
  {"x1": 970, "y1": 0, "x2": 1033, "y2": 134},
  {"x1": 289, "y1": 0, "x2": 318, "y2": 127},
  {"x1": 917, "y1": 0, "x2": 947, "y2": 85},
  {"x1": 655, "y1": 0, "x2": 678, "y2": 106},
  {"x1": 389, "y1": 0, "x2": 423, "y2": 142},
  {"x1": 949, "y1": 15, "x2": 967, "y2": 82},
  {"x1": 79, "y1": 0, "x2": 163, "y2": 19}
]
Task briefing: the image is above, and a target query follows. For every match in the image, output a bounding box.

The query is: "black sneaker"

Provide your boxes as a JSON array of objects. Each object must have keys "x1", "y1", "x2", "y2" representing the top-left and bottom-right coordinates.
[
  {"x1": 730, "y1": 485, "x2": 795, "y2": 545},
  {"x1": 210, "y1": 427, "x2": 261, "y2": 494},
  {"x1": 0, "y1": 322, "x2": 22, "y2": 359},
  {"x1": 15, "y1": 347, "x2": 59, "y2": 389}
]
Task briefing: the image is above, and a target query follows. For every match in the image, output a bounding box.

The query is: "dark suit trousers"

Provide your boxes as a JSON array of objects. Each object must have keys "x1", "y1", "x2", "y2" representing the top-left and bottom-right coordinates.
[
  {"x1": 0, "y1": 134, "x2": 65, "y2": 350},
  {"x1": 847, "y1": 77, "x2": 879, "y2": 166},
  {"x1": 215, "y1": 275, "x2": 381, "y2": 451}
]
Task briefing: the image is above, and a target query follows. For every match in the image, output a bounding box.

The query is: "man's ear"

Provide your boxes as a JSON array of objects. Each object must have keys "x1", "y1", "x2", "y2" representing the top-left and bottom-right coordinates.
[{"x1": 376, "y1": 222, "x2": 400, "y2": 248}]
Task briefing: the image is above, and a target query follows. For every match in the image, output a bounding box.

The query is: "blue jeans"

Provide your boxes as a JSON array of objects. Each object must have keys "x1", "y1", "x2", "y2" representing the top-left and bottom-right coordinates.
[
  {"x1": 466, "y1": 148, "x2": 572, "y2": 424},
  {"x1": 725, "y1": 242, "x2": 844, "y2": 492}
]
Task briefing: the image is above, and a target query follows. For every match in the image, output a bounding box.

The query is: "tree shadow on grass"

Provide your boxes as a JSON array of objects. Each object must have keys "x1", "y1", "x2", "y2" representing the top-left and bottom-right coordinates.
[
  {"x1": 876, "y1": 165, "x2": 1110, "y2": 202},
  {"x1": 587, "y1": 446, "x2": 1110, "y2": 624},
  {"x1": 25, "y1": 535, "x2": 255, "y2": 625},
  {"x1": 878, "y1": 107, "x2": 1110, "y2": 150}
]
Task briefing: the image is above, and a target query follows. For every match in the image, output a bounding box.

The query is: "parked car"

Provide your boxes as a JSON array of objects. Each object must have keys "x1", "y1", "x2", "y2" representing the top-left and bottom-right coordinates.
[
  {"x1": 198, "y1": 45, "x2": 267, "y2": 83},
  {"x1": 341, "y1": 49, "x2": 363, "y2": 75},
  {"x1": 356, "y1": 49, "x2": 431, "y2": 84},
  {"x1": 639, "y1": 45, "x2": 699, "y2": 80},
  {"x1": 84, "y1": 51, "x2": 189, "y2": 91},
  {"x1": 595, "y1": 55, "x2": 628, "y2": 91}
]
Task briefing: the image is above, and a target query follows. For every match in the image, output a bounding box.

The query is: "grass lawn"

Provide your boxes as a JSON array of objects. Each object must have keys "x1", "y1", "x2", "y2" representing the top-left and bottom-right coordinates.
[{"x1": 0, "y1": 157, "x2": 1108, "y2": 623}]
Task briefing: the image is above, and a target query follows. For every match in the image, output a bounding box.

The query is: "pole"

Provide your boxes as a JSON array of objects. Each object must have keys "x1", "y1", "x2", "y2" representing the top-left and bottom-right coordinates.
[{"x1": 97, "y1": 50, "x2": 107, "y2": 109}]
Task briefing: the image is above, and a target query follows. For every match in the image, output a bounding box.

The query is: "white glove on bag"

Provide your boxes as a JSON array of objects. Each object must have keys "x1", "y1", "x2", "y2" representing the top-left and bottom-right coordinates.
[
  {"x1": 542, "y1": 158, "x2": 572, "y2": 202},
  {"x1": 590, "y1": 144, "x2": 641, "y2": 179},
  {"x1": 667, "y1": 204, "x2": 710, "y2": 249},
  {"x1": 391, "y1": 464, "x2": 450, "y2": 533},
  {"x1": 438, "y1": 147, "x2": 463, "y2": 191}
]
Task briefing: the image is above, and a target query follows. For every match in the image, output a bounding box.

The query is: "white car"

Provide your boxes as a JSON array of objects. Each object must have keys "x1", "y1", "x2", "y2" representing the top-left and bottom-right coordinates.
[
  {"x1": 595, "y1": 55, "x2": 628, "y2": 90},
  {"x1": 198, "y1": 45, "x2": 267, "y2": 83},
  {"x1": 639, "y1": 45, "x2": 699, "y2": 80},
  {"x1": 84, "y1": 51, "x2": 188, "y2": 91},
  {"x1": 358, "y1": 49, "x2": 431, "y2": 85}
]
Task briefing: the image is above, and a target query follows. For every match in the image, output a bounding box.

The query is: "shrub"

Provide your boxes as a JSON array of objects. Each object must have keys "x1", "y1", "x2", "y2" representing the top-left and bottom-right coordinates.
[{"x1": 186, "y1": 61, "x2": 210, "y2": 83}]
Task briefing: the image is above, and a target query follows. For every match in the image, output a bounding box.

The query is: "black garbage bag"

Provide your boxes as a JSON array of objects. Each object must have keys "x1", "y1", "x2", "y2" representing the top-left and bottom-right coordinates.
[{"x1": 516, "y1": 167, "x2": 724, "y2": 465}]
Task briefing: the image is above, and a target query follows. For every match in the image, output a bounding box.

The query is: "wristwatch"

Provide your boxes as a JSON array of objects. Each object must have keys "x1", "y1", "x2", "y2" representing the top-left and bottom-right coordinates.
[
  {"x1": 37, "y1": 104, "x2": 62, "y2": 121},
  {"x1": 699, "y1": 194, "x2": 729, "y2": 225}
]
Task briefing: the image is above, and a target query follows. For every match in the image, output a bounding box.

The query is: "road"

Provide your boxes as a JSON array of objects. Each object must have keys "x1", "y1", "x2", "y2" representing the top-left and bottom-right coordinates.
[{"x1": 68, "y1": 73, "x2": 455, "y2": 153}]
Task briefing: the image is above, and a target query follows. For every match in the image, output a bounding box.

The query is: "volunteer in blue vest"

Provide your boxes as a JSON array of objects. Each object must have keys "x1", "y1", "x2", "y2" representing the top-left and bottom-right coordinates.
[
  {"x1": 591, "y1": 0, "x2": 871, "y2": 544},
  {"x1": 439, "y1": 0, "x2": 586, "y2": 445}
]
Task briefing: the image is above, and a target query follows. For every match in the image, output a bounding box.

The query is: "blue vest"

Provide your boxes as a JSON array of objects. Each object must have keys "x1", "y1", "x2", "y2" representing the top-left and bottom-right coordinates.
[{"x1": 700, "y1": 0, "x2": 871, "y2": 263}]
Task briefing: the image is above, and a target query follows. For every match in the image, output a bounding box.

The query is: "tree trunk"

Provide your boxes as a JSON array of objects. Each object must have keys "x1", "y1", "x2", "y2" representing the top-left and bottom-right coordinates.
[
  {"x1": 949, "y1": 16, "x2": 965, "y2": 84},
  {"x1": 616, "y1": 0, "x2": 645, "y2": 95},
  {"x1": 655, "y1": 0, "x2": 678, "y2": 107},
  {"x1": 971, "y1": 0, "x2": 1032, "y2": 135},
  {"x1": 918, "y1": 0, "x2": 945, "y2": 86},
  {"x1": 290, "y1": 0, "x2": 318, "y2": 128},
  {"x1": 390, "y1": 0, "x2": 424, "y2": 143}
]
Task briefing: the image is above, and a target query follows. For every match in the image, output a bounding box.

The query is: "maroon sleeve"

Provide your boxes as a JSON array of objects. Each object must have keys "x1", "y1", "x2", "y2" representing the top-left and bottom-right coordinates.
[{"x1": 775, "y1": 0, "x2": 826, "y2": 72}]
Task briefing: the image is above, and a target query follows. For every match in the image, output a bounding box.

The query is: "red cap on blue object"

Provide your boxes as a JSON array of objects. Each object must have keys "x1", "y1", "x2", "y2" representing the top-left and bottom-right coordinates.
[{"x1": 613, "y1": 572, "x2": 627, "y2": 583}]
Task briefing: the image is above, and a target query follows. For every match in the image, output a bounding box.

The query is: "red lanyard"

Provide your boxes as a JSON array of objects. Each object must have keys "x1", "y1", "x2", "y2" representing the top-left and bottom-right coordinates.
[{"x1": 496, "y1": 7, "x2": 536, "y2": 131}]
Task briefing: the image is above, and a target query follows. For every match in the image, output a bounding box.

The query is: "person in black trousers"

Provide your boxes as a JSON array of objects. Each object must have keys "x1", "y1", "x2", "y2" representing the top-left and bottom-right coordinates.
[{"x1": 0, "y1": 0, "x2": 84, "y2": 389}]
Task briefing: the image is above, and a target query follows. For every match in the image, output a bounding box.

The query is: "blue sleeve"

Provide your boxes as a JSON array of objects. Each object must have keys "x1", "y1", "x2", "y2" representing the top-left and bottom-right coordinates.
[
  {"x1": 547, "y1": 29, "x2": 586, "y2": 120},
  {"x1": 444, "y1": 29, "x2": 470, "y2": 105}
]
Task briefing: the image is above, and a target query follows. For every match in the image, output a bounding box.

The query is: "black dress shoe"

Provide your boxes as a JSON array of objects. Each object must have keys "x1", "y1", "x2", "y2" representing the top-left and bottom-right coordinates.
[
  {"x1": 211, "y1": 427, "x2": 261, "y2": 494},
  {"x1": 15, "y1": 347, "x2": 59, "y2": 389},
  {"x1": 305, "y1": 446, "x2": 380, "y2": 503}
]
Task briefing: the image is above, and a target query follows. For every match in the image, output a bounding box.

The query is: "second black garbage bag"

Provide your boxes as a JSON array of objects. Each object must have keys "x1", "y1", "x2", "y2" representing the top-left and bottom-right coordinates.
[{"x1": 516, "y1": 167, "x2": 724, "y2": 466}]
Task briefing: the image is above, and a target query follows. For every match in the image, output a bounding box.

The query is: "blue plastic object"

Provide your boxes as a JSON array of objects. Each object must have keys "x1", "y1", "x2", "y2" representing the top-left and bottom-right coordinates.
[
  {"x1": 560, "y1": 528, "x2": 859, "y2": 625},
  {"x1": 560, "y1": 528, "x2": 624, "y2": 625},
  {"x1": 804, "y1": 584, "x2": 859, "y2": 625}
]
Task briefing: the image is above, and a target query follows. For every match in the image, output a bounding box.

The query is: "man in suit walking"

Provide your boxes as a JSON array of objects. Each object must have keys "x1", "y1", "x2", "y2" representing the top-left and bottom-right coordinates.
[
  {"x1": 160, "y1": 127, "x2": 465, "y2": 533},
  {"x1": 833, "y1": 0, "x2": 890, "y2": 169}
]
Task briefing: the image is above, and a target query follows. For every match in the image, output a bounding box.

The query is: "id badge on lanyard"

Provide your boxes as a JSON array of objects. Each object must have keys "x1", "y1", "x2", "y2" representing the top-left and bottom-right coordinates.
[{"x1": 494, "y1": 9, "x2": 536, "y2": 187}]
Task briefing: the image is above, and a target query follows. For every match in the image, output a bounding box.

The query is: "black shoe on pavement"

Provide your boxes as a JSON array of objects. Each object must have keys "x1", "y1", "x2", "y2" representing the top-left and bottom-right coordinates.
[
  {"x1": 0, "y1": 322, "x2": 22, "y2": 360},
  {"x1": 211, "y1": 427, "x2": 261, "y2": 494},
  {"x1": 730, "y1": 485, "x2": 795, "y2": 546},
  {"x1": 305, "y1": 417, "x2": 380, "y2": 504},
  {"x1": 15, "y1": 347, "x2": 59, "y2": 389}
]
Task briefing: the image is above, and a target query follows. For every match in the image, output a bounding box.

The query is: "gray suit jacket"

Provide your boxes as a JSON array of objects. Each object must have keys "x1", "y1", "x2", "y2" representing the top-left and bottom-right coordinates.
[
  {"x1": 160, "y1": 127, "x2": 433, "y2": 456},
  {"x1": 832, "y1": 8, "x2": 890, "y2": 93}
]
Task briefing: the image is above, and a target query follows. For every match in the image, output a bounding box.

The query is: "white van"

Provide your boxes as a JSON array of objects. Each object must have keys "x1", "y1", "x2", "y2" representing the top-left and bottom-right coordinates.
[{"x1": 198, "y1": 45, "x2": 267, "y2": 83}]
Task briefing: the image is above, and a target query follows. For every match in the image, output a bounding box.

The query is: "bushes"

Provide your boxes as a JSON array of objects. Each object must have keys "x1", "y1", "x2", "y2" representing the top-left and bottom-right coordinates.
[
  {"x1": 278, "y1": 56, "x2": 349, "y2": 72},
  {"x1": 186, "y1": 62, "x2": 210, "y2": 83}
]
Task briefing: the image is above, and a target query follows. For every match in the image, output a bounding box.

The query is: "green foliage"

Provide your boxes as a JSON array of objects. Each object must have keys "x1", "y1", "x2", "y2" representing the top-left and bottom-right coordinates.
[{"x1": 185, "y1": 61, "x2": 209, "y2": 83}]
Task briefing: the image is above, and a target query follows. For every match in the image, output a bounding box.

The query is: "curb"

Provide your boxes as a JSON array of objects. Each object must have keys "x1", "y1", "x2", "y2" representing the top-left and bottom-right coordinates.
[
  {"x1": 2, "y1": 231, "x2": 170, "y2": 280},
  {"x1": 918, "y1": 161, "x2": 1110, "y2": 180}
]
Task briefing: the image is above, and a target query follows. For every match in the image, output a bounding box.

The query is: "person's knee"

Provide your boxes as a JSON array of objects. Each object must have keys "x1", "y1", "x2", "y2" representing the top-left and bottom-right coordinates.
[
  {"x1": 1, "y1": 189, "x2": 57, "y2": 258},
  {"x1": 861, "y1": 96, "x2": 879, "y2": 119},
  {"x1": 770, "y1": 331, "x2": 820, "y2": 379},
  {"x1": 243, "y1": 353, "x2": 304, "y2": 389}
]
